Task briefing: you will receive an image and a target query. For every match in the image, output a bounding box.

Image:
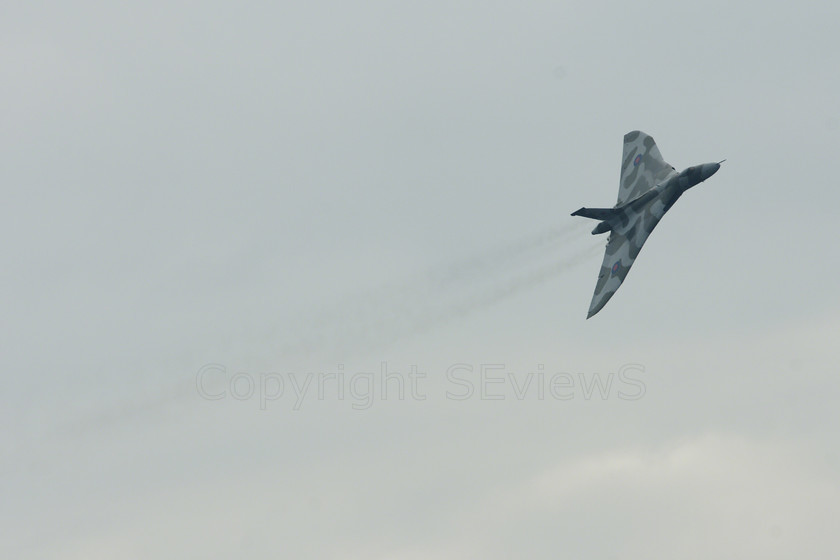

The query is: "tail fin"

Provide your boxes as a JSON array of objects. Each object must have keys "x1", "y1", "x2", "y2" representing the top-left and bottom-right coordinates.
[
  {"x1": 571, "y1": 207, "x2": 620, "y2": 235},
  {"x1": 570, "y1": 207, "x2": 617, "y2": 220}
]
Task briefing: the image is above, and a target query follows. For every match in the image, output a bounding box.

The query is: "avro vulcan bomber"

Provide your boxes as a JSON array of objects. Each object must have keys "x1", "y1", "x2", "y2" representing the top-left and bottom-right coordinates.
[{"x1": 572, "y1": 131, "x2": 722, "y2": 318}]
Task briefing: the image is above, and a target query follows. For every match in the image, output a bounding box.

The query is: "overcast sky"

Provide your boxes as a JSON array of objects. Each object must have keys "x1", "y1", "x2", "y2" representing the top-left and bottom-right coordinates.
[{"x1": 2, "y1": 1, "x2": 839, "y2": 558}]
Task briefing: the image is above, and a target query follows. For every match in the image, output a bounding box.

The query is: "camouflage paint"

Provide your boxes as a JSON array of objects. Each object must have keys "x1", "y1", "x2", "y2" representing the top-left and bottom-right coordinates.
[{"x1": 572, "y1": 131, "x2": 721, "y2": 318}]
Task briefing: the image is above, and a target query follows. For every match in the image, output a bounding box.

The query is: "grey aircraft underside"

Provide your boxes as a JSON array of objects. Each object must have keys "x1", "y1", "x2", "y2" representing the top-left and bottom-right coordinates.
[{"x1": 572, "y1": 130, "x2": 722, "y2": 318}]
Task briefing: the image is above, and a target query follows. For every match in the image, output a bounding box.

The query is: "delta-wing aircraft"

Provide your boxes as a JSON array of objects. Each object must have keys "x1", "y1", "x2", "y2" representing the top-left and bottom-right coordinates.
[{"x1": 572, "y1": 131, "x2": 722, "y2": 318}]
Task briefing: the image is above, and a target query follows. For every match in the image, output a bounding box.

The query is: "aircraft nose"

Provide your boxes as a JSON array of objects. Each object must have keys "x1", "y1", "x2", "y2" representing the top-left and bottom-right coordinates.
[{"x1": 701, "y1": 162, "x2": 720, "y2": 181}]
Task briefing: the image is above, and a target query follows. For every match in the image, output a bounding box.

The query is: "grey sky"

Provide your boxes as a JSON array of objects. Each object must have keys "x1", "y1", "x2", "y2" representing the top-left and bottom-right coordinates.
[{"x1": 2, "y1": 1, "x2": 839, "y2": 558}]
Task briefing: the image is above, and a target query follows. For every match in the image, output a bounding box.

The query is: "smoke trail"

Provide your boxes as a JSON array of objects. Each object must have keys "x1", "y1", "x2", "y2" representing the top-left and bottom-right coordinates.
[
  {"x1": 436, "y1": 240, "x2": 603, "y2": 323},
  {"x1": 272, "y1": 236, "x2": 603, "y2": 362},
  {"x1": 38, "y1": 224, "x2": 601, "y2": 441},
  {"x1": 362, "y1": 240, "x2": 603, "y2": 348},
  {"x1": 262, "y1": 224, "x2": 590, "y2": 361},
  {"x1": 422, "y1": 222, "x2": 588, "y2": 291}
]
